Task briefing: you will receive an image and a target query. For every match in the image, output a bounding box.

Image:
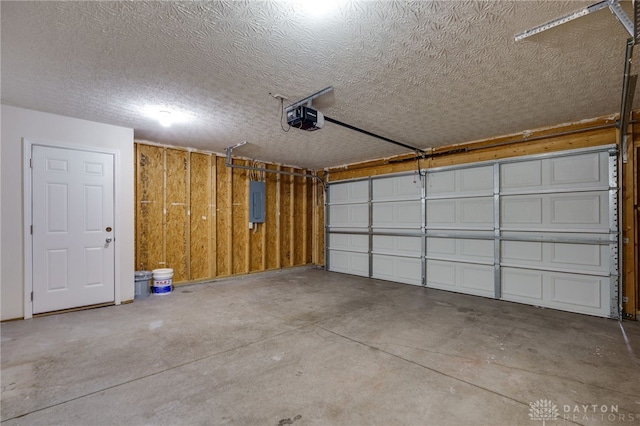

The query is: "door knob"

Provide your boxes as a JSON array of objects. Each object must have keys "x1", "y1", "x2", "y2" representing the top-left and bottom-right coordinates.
[{"x1": 106, "y1": 238, "x2": 113, "y2": 243}]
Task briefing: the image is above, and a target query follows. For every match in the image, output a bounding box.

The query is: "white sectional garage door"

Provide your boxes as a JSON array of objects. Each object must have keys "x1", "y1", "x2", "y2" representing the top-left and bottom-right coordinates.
[
  {"x1": 371, "y1": 174, "x2": 423, "y2": 286},
  {"x1": 326, "y1": 147, "x2": 619, "y2": 318}
]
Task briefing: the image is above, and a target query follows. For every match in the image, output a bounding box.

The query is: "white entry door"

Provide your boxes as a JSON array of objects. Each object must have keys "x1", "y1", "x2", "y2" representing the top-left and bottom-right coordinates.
[{"x1": 31, "y1": 145, "x2": 115, "y2": 314}]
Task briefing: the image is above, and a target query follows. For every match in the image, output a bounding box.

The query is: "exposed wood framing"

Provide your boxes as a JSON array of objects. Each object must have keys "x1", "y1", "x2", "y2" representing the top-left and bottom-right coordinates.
[
  {"x1": 135, "y1": 144, "x2": 164, "y2": 271},
  {"x1": 265, "y1": 164, "x2": 280, "y2": 270},
  {"x1": 636, "y1": 143, "x2": 639, "y2": 316},
  {"x1": 312, "y1": 173, "x2": 325, "y2": 266},
  {"x1": 210, "y1": 156, "x2": 217, "y2": 277},
  {"x1": 231, "y1": 160, "x2": 249, "y2": 275},
  {"x1": 294, "y1": 174, "x2": 305, "y2": 265},
  {"x1": 281, "y1": 167, "x2": 293, "y2": 267},
  {"x1": 134, "y1": 143, "x2": 318, "y2": 286},
  {"x1": 216, "y1": 155, "x2": 232, "y2": 277},
  {"x1": 325, "y1": 116, "x2": 618, "y2": 181},
  {"x1": 190, "y1": 152, "x2": 211, "y2": 280},
  {"x1": 300, "y1": 170, "x2": 313, "y2": 264},
  {"x1": 261, "y1": 163, "x2": 267, "y2": 271},
  {"x1": 165, "y1": 148, "x2": 189, "y2": 283}
]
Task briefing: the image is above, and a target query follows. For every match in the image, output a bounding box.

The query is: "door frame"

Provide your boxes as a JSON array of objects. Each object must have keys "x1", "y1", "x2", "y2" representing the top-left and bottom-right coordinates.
[{"x1": 23, "y1": 138, "x2": 121, "y2": 319}]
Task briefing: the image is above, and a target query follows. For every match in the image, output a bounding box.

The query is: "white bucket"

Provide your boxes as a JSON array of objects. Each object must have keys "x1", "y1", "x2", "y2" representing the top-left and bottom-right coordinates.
[{"x1": 152, "y1": 268, "x2": 173, "y2": 295}]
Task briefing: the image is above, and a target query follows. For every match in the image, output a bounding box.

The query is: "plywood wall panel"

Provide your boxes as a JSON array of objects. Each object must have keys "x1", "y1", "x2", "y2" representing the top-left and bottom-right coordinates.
[
  {"x1": 232, "y1": 160, "x2": 249, "y2": 275},
  {"x1": 216, "y1": 155, "x2": 232, "y2": 277},
  {"x1": 210, "y1": 156, "x2": 218, "y2": 278},
  {"x1": 249, "y1": 222, "x2": 265, "y2": 272},
  {"x1": 315, "y1": 180, "x2": 325, "y2": 266},
  {"x1": 265, "y1": 164, "x2": 280, "y2": 270},
  {"x1": 306, "y1": 178, "x2": 314, "y2": 264},
  {"x1": 280, "y1": 168, "x2": 293, "y2": 267},
  {"x1": 136, "y1": 144, "x2": 164, "y2": 271},
  {"x1": 190, "y1": 152, "x2": 211, "y2": 280},
  {"x1": 165, "y1": 148, "x2": 189, "y2": 282},
  {"x1": 293, "y1": 174, "x2": 305, "y2": 265},
  {"x1": 134, "y1": 142, "x2": 322, "y2": 285}
]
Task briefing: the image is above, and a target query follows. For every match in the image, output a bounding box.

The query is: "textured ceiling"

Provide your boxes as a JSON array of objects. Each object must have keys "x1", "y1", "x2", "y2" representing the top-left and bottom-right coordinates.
[{"x1": 1, "y1": 1, "x2": 637, "y2": 169}]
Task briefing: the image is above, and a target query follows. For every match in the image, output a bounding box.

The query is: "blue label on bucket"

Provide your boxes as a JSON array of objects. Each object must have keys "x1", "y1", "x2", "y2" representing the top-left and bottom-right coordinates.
[{"x1": 153, "y1": 284, "x2": 172, "y2": 294}]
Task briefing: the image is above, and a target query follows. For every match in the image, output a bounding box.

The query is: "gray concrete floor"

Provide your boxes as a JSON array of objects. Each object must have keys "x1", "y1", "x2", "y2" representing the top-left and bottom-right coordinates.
[{"x1": 2, "y1": 267, "x2": 639, "y2": 426}]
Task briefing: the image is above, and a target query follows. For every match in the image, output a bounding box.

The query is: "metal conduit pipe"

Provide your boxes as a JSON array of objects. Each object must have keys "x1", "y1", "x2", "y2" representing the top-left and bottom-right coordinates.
[{"x1": 224, "y1": 141, "x2": 326, "y2": 189}]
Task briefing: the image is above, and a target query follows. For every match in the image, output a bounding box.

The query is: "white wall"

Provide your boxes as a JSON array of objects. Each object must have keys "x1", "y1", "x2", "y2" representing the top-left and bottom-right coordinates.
[{"x1": 1, "y1": 105, "x2": 134, "y2": 320}]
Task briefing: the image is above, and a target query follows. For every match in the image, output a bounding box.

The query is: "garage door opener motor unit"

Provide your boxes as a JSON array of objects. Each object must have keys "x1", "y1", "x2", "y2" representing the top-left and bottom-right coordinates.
[{"x1": 286, "y1": 105, "x2": 324, "y2": 131}]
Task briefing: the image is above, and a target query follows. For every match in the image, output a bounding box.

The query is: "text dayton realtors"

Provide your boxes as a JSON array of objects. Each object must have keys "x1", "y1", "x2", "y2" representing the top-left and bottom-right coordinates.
[{"x1": 562, "y1": 404, "x2": 636, "y2": 423}]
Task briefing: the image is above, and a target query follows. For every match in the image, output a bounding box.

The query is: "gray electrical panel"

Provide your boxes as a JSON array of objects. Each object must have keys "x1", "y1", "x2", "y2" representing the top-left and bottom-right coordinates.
[{"x1": 249, "y1": 180, "x2": 266, "y2": 223}]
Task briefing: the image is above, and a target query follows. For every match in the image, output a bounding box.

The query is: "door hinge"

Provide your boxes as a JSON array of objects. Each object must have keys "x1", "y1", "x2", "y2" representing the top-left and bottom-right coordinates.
[
  {"x1": 30, "y1": 225, "x2": 33, "y2": 235},
  {"x1": 29, "y1": 158, "x2": 32, "y2": 168},
  {"x1": 30, "y1": 292, "x2": 33, "y2": 302}
]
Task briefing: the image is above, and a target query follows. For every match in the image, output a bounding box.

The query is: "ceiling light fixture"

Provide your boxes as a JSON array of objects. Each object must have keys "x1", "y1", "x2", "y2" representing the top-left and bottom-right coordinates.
[
  {"x1": 296, "y1": 0, "x2": 340, "y2": 18},
  {"x1": 157, "y1": 110, "x2": 173, "y2": 127}
]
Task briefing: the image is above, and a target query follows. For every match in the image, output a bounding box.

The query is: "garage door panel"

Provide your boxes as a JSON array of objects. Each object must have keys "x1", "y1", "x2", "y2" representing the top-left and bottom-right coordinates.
[
  {"x1": 329, "y1": 250, "x2": 369, "y2": 277},
  {"x1": 427, "y1": 237, "x2": 456, "y2": 255},
  {"x1": 428, "y1": 166, "x2": 493, "y2": 196},
  {"x1": 373, "y1": 235, "x2": 421, "y2": 256},
  {"x1": 329, "y1": 234, "x2": 368, "y2": 252},
  {"x1": 372, "y1": 255, "x2": 421, "y2": 286},
  {"x1": 501, "y1": 268, "x2": 543, "y2": 300},
  {"x1": 373, "y1": 175, "x2": 422, "y2": 201},
  {"x1": 501, "y1": 152, "x2": 608, "y2": 193},
  {"x1": 550, "y1": 243, "x2": 606, "y2": 270},
  {"x1": 460, "y1": 239, "x2": 493, "y2": 258},
  {"x1": 551, "y1": 275, "x2": 602, "y2": 309},
  {"x1": 501, "y1": 192, "x2": 608, "y2": 231},
  {"x1": 501, "y1": 240, "x2": 543, "y2": 262},
  {"x1": 373, "y1": 200, "x2": 421, "y2": 229},
  {"x1": 427, "y1": 170, "x2": 456, "y2": 194},
  {"x1": 427, "y1": 259, "x2": 493, "y2": 297},
  {"x1": 501, "y1": 160, "x2": 542, "y2": 191},
  {"x1": 502, "y1": 197, "x2": 543, "y2": 224},
  {"x1": 329, "y1": 204, "x2": 368, "y2": 228},
  {"x1": 427, "y1": 200, "x2": 456, "y2": 225},
  {"x1": 502, "y1": 241, "x2": 608, "y2": 273},
  {"x1": 502, "y1": 267, "x2": 610, "y2": 317},
  {"x1": 460, "y1": 198, "x2": 493, "y2": 224},
  {"x1": 550, "y1": 153, "x2": 605, "y2": 186},
  {"x1": 460, "y1": 265, "x2": 494, "y2": 293},
  {"x1": 396, "y1": 258, "x2": 422, "y2": 285},
  {"x1": 426, "y1": 260, "x2": 456, "y2": 288},
  {"x1": 460, "y1": 167, "x2": 493, "y2": 193},
  {"x1": 550, "y1": 193, "x2": 604, "y2": 225},
  {"x1": 427, "y1": 237, "x2": 493, "y2": 263},
  {"x1": 428, "y1": 198, "x2": 493, "y2": 229},
  {"x1": 329, "y1": 180, "x2": 368, "y2": 203}
]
